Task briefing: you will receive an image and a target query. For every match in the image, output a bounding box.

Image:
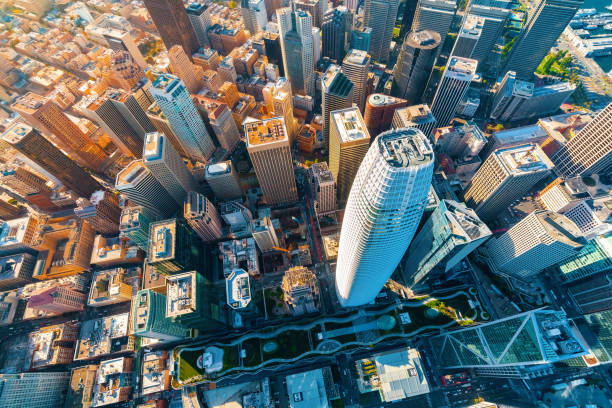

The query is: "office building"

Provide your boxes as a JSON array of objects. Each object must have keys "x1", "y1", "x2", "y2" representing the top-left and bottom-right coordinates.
[
  {"x1": 581, "y1": 310, "x2": 612, "y2": 363},
  {"x1": 430, "y1": 57, "x2": 478, "y2": 128},
  {"x1": 412, "y1": 0, "x2": 457, "y2": 51},
  {"x1": 150, "y1": 74, "x2": 215, "y2": 162},
  {"x1": 364, "y1": 0, "x2": 400, "y2": 61},
  {"x1": 186, "y1": 2, "x2": 212, "y2": 48},
  {"x1": 241, "y1": 0, "x2": 267, "y2": 34},
  {"x1": 0, "y1": 216, "x2": 39, "y2": 257},
  {"x1": 0, "y1": 166, "x2": 50, "y2": 198},
  {"x1": 451, "y1": 15, "x2": 484, "y2": 59},
  {"x1": 279, "y1": 9, "x2": 315, "y2": 96},
  {"x1": 551, "y1": 102, "x2": 612, "y2": 177},
  {"x1": 120, "y1": 206, "x2": 155, "y2": 251},
  {"x1": 168, "y1": 45, "x2": 204, "y2": 94},
  {"x1": 132, "y1": 289, "x2": 188, "y2": 341},
  {"x1": 322, "y1": 64, "x2": 354, "y2": 144},
  {"x1": 0, "y1": 372, "x2": 70, "y2": 408},
  {"x1": 402, "y1": 200, "x2": 491, "y2": 289},
  {"x1": 286, "y1": 369, "x2": 329, "y2": 408},
  {"x1": 0, "y1": 253, "x2": 35, "y2": 290},
  {"x1": 490, "y1": 71, "x2": 535, "y2": 121},
  {"x1": 88, "y1": 268, "x2": 136, "y2": 307},
  {"x1": 263, "y1": 31, "x2": 284, "y2": 74},
  {"x1": 209, "y1": 102, "x2": 241, "y2": 153},
  {"x1": 12, "y1": 93, "x2": 108, "y2": 171},
  {"x1": 487, "y1": 210, "x2": 585, "y2": 279},
  {"x1": 109, "y1": 51, "x2": 145, "y2": 90},
  {"x1": 220, "y1": 237, "x2": 260, "y2": 277},
  {"x1": 431, "y1": 309, "x2": 587, "y2": 376},
  {"x1": 335, "y1": 128, "x2": 434, "y2": 307},
  {"x1": 65, "y1": 365, "x2": 98, "y2": 408},
  {"x1": 350, "y1": 26, "x2": 372, "y2": 52},
  {"x1": 85, "y1": 14, "x2": 147, "y2": 69},
  {"x1": 462, "y1": 4, "x2": 509, "y2": 64},
  {"x1": 166, "y1": 271, "x2": 227, "y2": 330},
  {"x1": 342, "y1": 49, "x2": 370, "y2": 112},
  {"x1": 392, "y1": 30, "x2": 440, "y2": 104},
  {"x1": 148, "y1": 218, "x2": 204, "y2": 274},
  {"x1": 225, "y1": 268, "x2": 252, "y2": 310},
  {"x1": 273, "y1": 90, "x2": 298, "y2": 142},
  {"x1": 433, "y1": 122, "x2": 486, "y2": 158},
  {"x1": 503, "y1": 0, "x2": 582, "y2": 79},
  {"x1": 329, "y1": 108, "x2": 371, "y2": 209},
  {"x1": 28, "y1": 285, "x2": 87, "y2": 314},
  {"x1": 294, "y1": 0, "x2": 324, "y2": 27},
  {"x1": 142, "y1": 132, "x2": 198, "y2": 206},
  {"x1": 220, "y1": 201, "x2": 253, "y2": 238},
  {"x1": 245, "y1": 118, "x2": 298, "y2": 205},
  {"x1": 184, "y1": 191, "x2": 223, "y2": 242},
  {"x1": 74, "y1": 191, "x2": 122, "y2": 235},
  {"x1": 282, "y1": 266, "x2": 319, "y2": 316},
  {"x1": 0, "y1": 200, "x2": 23, "y2": 220},
  {"x1": 392, "y1": 104, "x2": 437, "y2": 137},
  {"x1": 116, "y1": 161, "x2": 179, "y2": 218},
  {"x1": 364, "y1": 94, "x2": 408, "y2": 136},
  {"x1": 321, "y1": 7, "x2": 353, "y2": 62},
  {"x1": 553, "y1": 234, "x2": 612, "y2": 283},
  {"x1": 193, "y1": 48, "x2": 220, "y2": 71},
  {"x1": 309, "y1": 162, "x2": 336, "y2": 214},
  {"x1": 205, "y1": 161, "x2": 243, "y2": 201},
  {"x1": 251, "y1": 217, "x2": 280, "y2": 252},
  {"x1": 464, "y1": 144, "x2": 552, "y2": 221},
  {"x1": 142, "y1": 0, "x2": 199, "y2": 57}
]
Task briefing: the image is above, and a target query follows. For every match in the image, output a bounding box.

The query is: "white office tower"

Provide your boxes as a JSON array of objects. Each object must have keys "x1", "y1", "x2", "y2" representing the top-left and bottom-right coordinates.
[
  {"x1": 412, "y1": 0, "x2": 457, "y2": 52},
  {"x1": 241, "y1": 0, "x2": 268, "y2": 34},
  {"x1": 430, "y1": 57, "x2": 478, "y2": 128},
  {"x1": 490, "y1": 71, "x2": 534, "y2": 121},
  {"x1": 251, "y1": 217, "x2": 280, "y2": 251},
  {"x1": 205, "y1": 161, "x2": 243, "y2": 201},
  {"x1": 486, "y1": 210, "x2": 585, "y2": 279},
  {"x1": 335, "y1": 128, "x2": 434, "y2": 307},
  {"x1": 116, "y1": 160, "x2": 179, "y2": 218},
  {"x1": 150, "y1": 74, "x2": 215, "y2": 162},
  {"x1": 551, "y1": 102, "x2": 612, "y2": 177},
  {"x1": 463, "y1": 144, "x2": 553, "y2": 221},
  {"x1": 142, "y1": 132, "x2": 199, "y2": 205},
  {"x1": 184, "y1": 191, "x2": 223, "y2": 242},
  {"x1": 309, "y1": 162, "x2": 336, "y2": 214},
  {"x1": 342, "y1": 50, "x2": 371, "y2": 113},
  {"x1": 464, "y1": 4, "x2": 509, "y2": 64},
  {"x1": 295, "y1": 10, "x2": 316, "y2": 96},
  {"x1": 364, "y1": 0, "x2": 400, "y2": 62},
  {"x1": 186, "y1": 3, "x2": 212, "y2": 48},
  {"x1": 451, "y1": 15, "x2": 483, "y2": 59}
]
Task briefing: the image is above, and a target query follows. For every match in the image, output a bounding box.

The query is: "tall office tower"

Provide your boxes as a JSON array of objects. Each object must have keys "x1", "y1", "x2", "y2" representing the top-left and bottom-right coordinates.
[
  {"x1": 551, "y1": 102, "x2": 612, "y2": 177},
  {"x1": 116, "y1": 160, "x2": 179, "y2": 218},
  {"x1": 364, "y1": 94, "x2": 409, "y2": 136},
  {"x1": 504, "y1": 0, "x2": 582, "y2": 79},
  {"x1": 412, "y1": 0, "x2": 456, "y2": 52},
  {"x1": 321, "y1": 7, "x2": 353, "y2": 62},
  {"x1": 294, "y1": 0, "x2": 322, "y2": 27},
  {"x1": 205, "y1": 161, "x2": 243, "y2": 201},
  {"x1": 186, "y1": 3, "x2": 211, "y2": 48},
  {"x1": 312, "y1": 26, "x2": 321, "y2": 63},
  {"x1": 329, "y1": 107, "x2": 371, "y2": 209},
  {"x1": 434, "y1": 122, "x2": 487, "y2": 159},
  {"x1": 208, "y1": 103, "x2": 241, "y2": 154},
  {"x1": 451, "y1": 15, "x2": 483, "y2": 58},
  {"x1": 142, "y1": 0, "x2": 199, "y2": 58},
  {"x1": 27, "y1": 285, "x2": 87, "y2": 313},
  {"x1": 430, "y1": 309, "x2": 587, "y2": 377},
  {"x1": 309, "y1": 162, "x2": 336, "y2": 214},
  {"x1": 392, "y1": 104, "x2": 437, "y2": 137},
  {"x1": 142, "y1": 132, "x2": 198, "y2": 207},
  {"x1": 2, "y1": 123, "x2": 102, "y2": 198},
  {"x1": 0, "y1": 253, "x2": 35, "y2": 291},
  {"x1": 490, "y1": 71, "x2": 533, "y2": 121},
  {"x1": 193, "y1": 48, "x2": 220, "y2": 71},
  {"x1": 86, "y1": 13, "x2": 147, "y2": 69},
  {"x1": 168, "y1": 45, "x2": 204, "y2": 94},
  {"x1": 322, "y1": 64, "x2": 354, "y2": 145},
  {"x1": 263, "y1": 32, "x2": 284, "y2": 74},
  {"x1": 264, "y1": 0, "x2": 282, "y2": 18},
  {"x1": 364, "y1": 0, "x2": 399, "y2": 62},
  {"x1": 392, "y1": 30, "x2": 440, "y2": 104},
  {"x1": 148, "y1": 218, "x2": 205, "y2": 274},
  {"x1": 74, "y1": 191, "x2": 122, "y2": 234},
  {"x1": 280, "y1": 9, "x2": 315, "y2": 96},
  {"x1": 463, "y1": 144, "x2": 553, "y2": 221},
  {"x1": 146, "y1": 102, "x2": 189, "y2": 158},
  {"x1": 402, "y1": 200, "x2": 491, "y2": 289},
  {"x1": 245, "y1": 118, "x2": 298, "y2": 205},
  {"x1": 120, "y1": 206, "x2": 156, "y2": 250},
  {"x1": 342, "y1": 49, "x2": 370, "y2": 112},
  {"x1": 400, "y1": 0, "x2": 419, "y2": 36},
  {"x1": 350, "y1": 26, "x2": 372, "y2": 52},
  {"x1": 242, "y1": 0, "x2": 268, "y2": 34},
  {"x1": 132, "y1": 289, "x2": 188, "y2": 341},
  {"x1": 218, "y1": 58, "x2": 238, "y2": 84},
  {"x1": 251, "y1": 217, "x2": 280, "y2": 251},
  {"x1": 0, "y1": 372, "x2": 70, "y2": 408},
  {"x1": 486, "y1": 210, "x2": 585, "y2": 279},
  {"x1": 335, "y1": 128, "x2": 434, "y2": 307},
  {"x1": 430, "y1": 57, "x2": 478, "y2": 128},
  {"x1": 109, "y1": 51, "x2": 145, "y2": 90},
  {"x1": 273, "y1": 91, "x2": 298, "y2": 142},
  {"x1": 166, "y1": 271, "x2": 227, "y2": 330},
  {"x1": 150, "y1": 74, "x2": 215, "y2": 162},
  {"x1": 184, "y1": 191, "x2": 223, "y2": 242},
  {"x1": 463, "y1": 4, "x2": 509, "y2": 64},
  {"x1": 12, "y1": 93, "x2": 108, "y2": 171}
]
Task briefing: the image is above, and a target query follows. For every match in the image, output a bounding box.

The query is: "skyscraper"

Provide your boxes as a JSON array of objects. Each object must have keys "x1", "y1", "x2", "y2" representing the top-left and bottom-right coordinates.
[
  {"x1": 294, "y1": 0, "x2": 323, "y2": 27},
  {"x1": 551, "y1": 102, "x2": 612, "y2": 177},
  {"x1": 329, "y1": 107, "x2": 370, "y2": 209},
  {"x1": 503, "y1": 0, "x2": 582, "y2": 79},
  {"x1": 120, "y1": 206, "x2": 156, "y2": 250},
  {"x1": 392, "y1": 30, "x2": 440, "y2": 104},
  {"x1": 241, "y1": 0, "x2": 268, "y2": 34},
  {"x1": 430, "y1": 57, "x2": 478, "y2": 128},
  {"x1": 364, "y1": 94, "x2": 409, "y2": 136},
  {"x1": 462, "y1": 4, "x2": 509, "y2": 65},
  {"x1": 0, "y1": 372, "x2": 70, "y2": 408},
  {"x1": 322, "y1": 64, "x2": 354, "y2": 144},
  {"x1": 400, "y1": 0, "x2": 419, "y2": 36},
  {"x1": 463, "y1": 144, "x2": 553, "y2": 221},
  {"x1": 273, "y1": 90, "x2": 298, "y2": 142},
  {"x1": 167, "y1": 45, "x2": 204, "y2": 94},
  {"x1": 364, "y1": 0, "x2": 400, "y2": 62},
  {"x1": 132, "y1": 289, "x2": 188, "y2": 341},
  {"x1": 142, "y1": 132, "x2": 198, "y2": 206},
  {"x1": 184, "y1": 191, "x2": 223, "y2": 242},
  {"x1": 280, "y1": 9, "x2": 315, "y2": 96},
  {"x1": 450, "y1": 15, "x2": 484, "y2": 59},
  {"x1": 342, "y1": 49, "x2": 370, "y2": 112},
  {"x1": 74, "y1": 190, "x2": 122, "y2": 234},
  {"x1": 335, "y1": 127, "x2": 434, "y2": 307},
  {"x1": 245, "y1": 118, "x2": 298, "y2": 205},
  {"x1": 321, "y1": 7, "x2": 353, "y2": 62},
  {"x1": 412, "y1": 0, "x2": 457, "y2": 51},
  {"x1": 142, "y1": 0, "x2": 199, "y2": 58},
  {"x1": 150, "y1": 74, "x2": 215, "y2": 162},
  {"x1": 309, "y1": 162, "x2": 336, "y2": 214},
  {"x1": 109, "y1": 51, "x2": 145, "y2": 90},
  {"x1": 350, "y1": 26, "x2": 372, "y2": 52},
  {"x1": 204, "y1": 161, "x2": 243, "y2": 201},
  {"x1": 2, "y1": 123, "x2": 102, "y2": 198},
  {"x1": 402, "y1": 200, "x2": 491, "y2": 289},
  {"x1": 186, "y1": 2, "x2": 212, "y2": 48},
  {"x1": 208, "y1": 102, "x2": 241, "y2": 154},
  {"x1": 148, "y1": 218, "x2": 205, "y2": 274},
  {"x1": 486, "y1": 210, "x2": 585, "y2": 279},
  {"x1": 392, "y1": 104, "x2": 437, "y2": 137}
]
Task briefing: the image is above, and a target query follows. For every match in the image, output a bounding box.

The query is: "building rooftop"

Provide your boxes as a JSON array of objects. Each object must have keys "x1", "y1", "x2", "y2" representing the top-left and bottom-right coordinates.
[
  {"x1": 91, "y1": 235, "x2": 143, "y2": 267},
  {"x1": 2, "y1": 121, "x2": 33, "y2": 144},
  {"x1": 286, "y1": 369, "x2": 328, "y2": 408},
  {"x1": 149, "y1": 219, "x2": 177, "y2": 263},
  {"x1": 331, "y1": 107, "x2": 370, "y2": 144},
  {"x1": 322, "y1": 64, "x2": 353, "y2": 96},
  {"x1": 245, "y1": 117, "x2": 288, "y2": 146},
  {"x1": 447, "y1": 57, "x2": 478, "y2": 77},
  {"x1": 405, "y1": 29, "x2": 441, "y2": 49},
  {"x1": 378, "y1": 128, "x2": 434, "y2": 167},
  {"x1": 74, "y1": 313, "x2": 131, "y2": 361},
  {"x1": 151, "y1": 74, "x2": 181, "y2": 93},
  {"x1": 92, "y1": 357, "x2": 132, "y2": 407},
  {"x1": 11, "y1": 92, "x2": 46, "y2": 115},
  {"x1": 141, "y1": 351, "x2": 170, "y2": 395},
  {"x1": 494, "y1": 144, "x2": 553, "y2": 175},
  {"x1": 372, "y1": 348, "x2": 430, "y2": 402},
  {"x1": 0, "y1": 216, "x2": 35, "y2": 251},
  {"x1": 310, "y1": 162, "x2": 334, "y2": 184},
  {"x1": 205, "y1": 161, "x2": 233, "y2": 177},
  {"x1": 220, "y1": 238, "x2": 259, "y2": 277},
  {"x1": 116, "y1": 161, "x2": 150, "y2": 188},
  {"x1": 344, "y1": 49, "x2": 370, "y2": 65},
  {"x1": 461, "y1": 15, "x2": 484, "y2": 38},
  {"x1": 88, "y1": 267, "x2": 139, "y2": 306},
  {"x1": 538, "y1": 211, "x2": 586, "y2": 249},
  {"x1": 225, "y1": 268, "x2": 251, "y2": 309},
  {"x1": 443, "y1": 200, "x2": 492, "y2": 242},
  {"x1": 368, "y1": 93, "x2": 406, "y2": 107},
  {"x1": 166, "y1": 271, "x2": 197, "y2": 317},
  {"x1": 395, "y1": 104, "x2": 436, "y2": 124},
  {"x1": 142, "y1": 132, "x2": 164, "y2": 162}
]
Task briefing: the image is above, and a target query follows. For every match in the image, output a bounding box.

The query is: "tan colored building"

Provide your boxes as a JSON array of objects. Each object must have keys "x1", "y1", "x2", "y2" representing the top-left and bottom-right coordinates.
[
  {"x1": 245, "y1": 118, "x2": 298, "y2": 206},
  {"x1": 168, "y1": 45, "x2": 204, "y2": 94},
  {"x1": 281, "y1": 266, "x2": 319, "y2": 316},
  {"x1": 27, "y1": 322, "x2": 80, "y2": 369},
  {"x1": 65, "y1": 365, "x2": 98, "y2": 408},
  {"x1": 88, "y1": 268, "x2": 137, "y2": 307},
  {"x1": 273, "y1": 90, "x2": 298, "y2": 143}
]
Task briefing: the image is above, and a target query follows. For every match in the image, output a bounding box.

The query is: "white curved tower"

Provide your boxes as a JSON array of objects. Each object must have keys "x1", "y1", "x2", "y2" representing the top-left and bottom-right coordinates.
[{"x1": 335, "y1": 128, "x2": 434, "y2": 307}]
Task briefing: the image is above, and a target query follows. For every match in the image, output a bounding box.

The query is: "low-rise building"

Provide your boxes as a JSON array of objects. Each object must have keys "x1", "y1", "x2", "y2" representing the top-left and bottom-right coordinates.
[
  {"x1": 88, "y1": 268, "x2": 139, "y2": 307},
  {"x1": 90, "y1": 235, "x2": 144, "y2": 268},
  {"x1": 225, "y1": 268, "x2": 252, "y2": 310},
  {"x1": 74, "y1": 313, "x2": 133, "y2": 361},
  {"x1": 0, "y1": 253, "x2": 36, "y2": 290},
  {"x1": 220, "y1": 238, "x2": 260, "y2": 278},
  {"x1": 140, "y1": 351, "x2": 170, "y2": 396},
  {"x1": 91, "y1": 357, "x2": 133, "y2": 407},
  {"x1": 27, "y1": 322, "x2": 79, "y2": 370}
]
